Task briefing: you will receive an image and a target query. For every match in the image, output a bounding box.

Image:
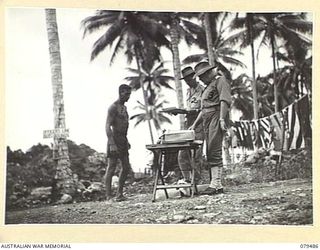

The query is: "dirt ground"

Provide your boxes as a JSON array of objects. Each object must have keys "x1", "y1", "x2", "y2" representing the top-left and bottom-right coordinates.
[{"x1": 5, "y1": 178, "x2": 312, "y2": 225}]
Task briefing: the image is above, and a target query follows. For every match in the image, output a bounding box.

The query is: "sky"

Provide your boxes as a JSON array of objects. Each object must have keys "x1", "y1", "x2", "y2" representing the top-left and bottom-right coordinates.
[{"x1": 5, "y1": 8, "x2": 293, "y2": 172}]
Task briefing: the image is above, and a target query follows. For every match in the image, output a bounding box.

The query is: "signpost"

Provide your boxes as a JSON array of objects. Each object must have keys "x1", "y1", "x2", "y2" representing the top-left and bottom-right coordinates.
[{"x1": 43, "y1": 128, "x2": 69, "y2": 139}]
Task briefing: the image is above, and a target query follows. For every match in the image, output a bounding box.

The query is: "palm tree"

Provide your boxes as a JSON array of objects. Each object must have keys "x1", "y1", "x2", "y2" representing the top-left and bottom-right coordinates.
[
  {"x1": 125, "y1": 61, "x2": 175, "y2": 141},
  {"x1": 229, "y1": 13, "x2": 263, "y2": 120},
  {"x1": 231, "y1": 73, "x2": 274, "y2": 120},
  {"x1": 124, "y1": 61, "x2": 174, "y2": 94},
  {"x1": 255, "y1": 13, "x2": 312, "y2": 112},
  {"x1": 130, "y1": 94, "x2": 172, "y2": 136},
  {"x1": 81, "y1": 11, "x2": 171, "y2": 143},
  {"x1": 148, "y1": 12, "x2": 203, "y2": 129},
  {"x1": 45, "y1": 9, "x2": 75, "y2": 197},
  {"x1": 182, "y1": 13, "x2": 246, "y2": 79},
  {"x1": 203, "y1": 13, "x2": 215, "y2": 64},
  {"x1": 276, "y1": 35, "x2": 312, "y2": 98},
  {"x1": 230, "y1": 12, "x2": 311, "y2": 113}
]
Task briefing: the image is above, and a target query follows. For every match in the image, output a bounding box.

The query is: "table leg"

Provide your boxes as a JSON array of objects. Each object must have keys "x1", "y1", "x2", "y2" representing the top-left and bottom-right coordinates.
[
  {"x1": 159, "y1": 152, "x2": 169, "y2": 199},
  {"x1": 152, "y1": 151, "x2": 162, "y2": 202},
  {"x1": 152, "y1": 166, "x2": 159, "y2": 202},
  {"x1": 190, "y1": 148, "x2": 196, "y2": 197}
]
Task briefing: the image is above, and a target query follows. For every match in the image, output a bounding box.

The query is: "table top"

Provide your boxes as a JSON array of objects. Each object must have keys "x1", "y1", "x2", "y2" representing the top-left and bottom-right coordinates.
[{"x1": 146, "y1": 140, "x2": 203, "y2": 151}]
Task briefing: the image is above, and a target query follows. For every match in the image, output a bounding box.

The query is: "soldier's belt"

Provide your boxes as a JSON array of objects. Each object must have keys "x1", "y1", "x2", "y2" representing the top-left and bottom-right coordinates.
[{"x1": 202, "y1": 106, "x2": 220, "y2": 113}]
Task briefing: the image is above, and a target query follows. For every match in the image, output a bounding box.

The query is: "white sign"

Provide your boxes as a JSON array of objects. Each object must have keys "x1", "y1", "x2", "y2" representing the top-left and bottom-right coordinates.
[{"x1": 43, "y1": 128, "x2": 69, "y2": 139}]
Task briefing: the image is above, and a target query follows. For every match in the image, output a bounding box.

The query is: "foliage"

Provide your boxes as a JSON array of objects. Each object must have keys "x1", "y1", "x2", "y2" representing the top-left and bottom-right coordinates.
[
  {"x1": 182, "y1": 13, "x2": 246, "y2": 75},
  {"x1": 130, "y1": 95, "x2": 172, "y2": 132},
  {"x1": 81, "y1": 11, "x2": 170, "y2": 65},
  {"x1": 6, "y1": 141, "x2": 107, "y2": 209}
]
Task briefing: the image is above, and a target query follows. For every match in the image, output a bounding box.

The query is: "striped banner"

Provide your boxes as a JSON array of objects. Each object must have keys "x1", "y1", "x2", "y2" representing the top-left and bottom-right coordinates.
[{"x1": 231, "y1": 95, "x2": 310, "y2": 151}]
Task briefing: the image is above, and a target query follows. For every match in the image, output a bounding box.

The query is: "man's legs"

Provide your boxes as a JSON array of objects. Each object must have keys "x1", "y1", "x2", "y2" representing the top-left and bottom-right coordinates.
[
  {"x1": 177, "y1": 149, "x2": 192, "y2": 181},
  {"x1": 116, "y1": 153, "x2": 130, "y2": 200},
  {"x1": 202, "y1": 111, "x2": 223, "y2": 194},
  {"x1": 194, "y1": 145, "x2": 203, "y2": 181},
  {"x1": 207, "y1": 113, "x2": 223, "y2": 190},
  {"x1": 105, "y1": 157, "x2": 117, "y2": 199}
]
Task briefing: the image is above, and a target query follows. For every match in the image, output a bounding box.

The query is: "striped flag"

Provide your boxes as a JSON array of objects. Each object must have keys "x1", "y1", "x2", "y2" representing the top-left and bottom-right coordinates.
[
  {"x1": 258, "y1": 117, "x2": 272, "y2": 149},
  {"x1": 240, "y1": 121, "x2": 254, "y2": 150},
  {"x1": 250, "y1": 120, "x2": 261, "y2": 148},
  {"x1": 296, "y1": 95, "x2": 312, "y2": 139},
  {"x1": 269, "y1": 112, "x2": 284, "y2": 151},
  {"x1": 284, "y1": 101, "x2": 305, "y2": 149},
  {"x1": 234, "y1": 121, "x2": 245, "y2": 147}
]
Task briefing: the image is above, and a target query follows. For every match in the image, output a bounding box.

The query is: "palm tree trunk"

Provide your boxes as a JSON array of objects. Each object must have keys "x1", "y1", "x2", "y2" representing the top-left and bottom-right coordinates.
[
  {"x1": 204, "y1": 13, "x2": 232, "y2": 165},
  {"x1": 271, "y1": 35, "x2": 279, "y2": 113},
  {"x1": 135, "y1": 48, "x2": 155, "y2": 144},
  {"x1": 247, "y1": 14, "x2": 259, "y2": 120},
  {"x1": 204, "y1": 13, "x2": 215, "y2": 65},
  {"x1": 169, "y1": 15, "x2": 185, "y2": 129},
  {"x1": 45, "y1": 8, "x2": 75, "y2": 196}
]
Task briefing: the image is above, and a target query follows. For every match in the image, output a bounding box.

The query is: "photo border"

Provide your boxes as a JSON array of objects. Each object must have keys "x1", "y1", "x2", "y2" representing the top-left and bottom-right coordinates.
[{"x1": 0, "y1": 0, "x2": 319, "y2": 243}]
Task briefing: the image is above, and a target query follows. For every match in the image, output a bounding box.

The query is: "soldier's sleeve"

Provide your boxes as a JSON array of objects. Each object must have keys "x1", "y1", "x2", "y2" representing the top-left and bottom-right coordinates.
[{"x1": 217, "y1": 76, "x2": 232, "y2": 106}]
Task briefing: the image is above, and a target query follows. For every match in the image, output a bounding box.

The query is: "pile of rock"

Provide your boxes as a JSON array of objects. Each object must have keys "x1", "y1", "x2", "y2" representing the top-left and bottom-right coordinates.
[{"x1": 224, "y1": 147, "x2": 311, "y2": 186}]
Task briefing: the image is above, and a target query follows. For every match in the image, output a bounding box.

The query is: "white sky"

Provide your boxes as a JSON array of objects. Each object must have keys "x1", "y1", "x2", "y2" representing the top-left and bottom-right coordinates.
[{"x1": 5, "y1": 8, "x2": 294, "y2": 172}]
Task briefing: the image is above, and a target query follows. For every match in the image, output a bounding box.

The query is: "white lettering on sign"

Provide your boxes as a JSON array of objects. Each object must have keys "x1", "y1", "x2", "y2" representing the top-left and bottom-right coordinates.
[{"x1": 43, "y1": 128, "x2": 69, "y2": 139}]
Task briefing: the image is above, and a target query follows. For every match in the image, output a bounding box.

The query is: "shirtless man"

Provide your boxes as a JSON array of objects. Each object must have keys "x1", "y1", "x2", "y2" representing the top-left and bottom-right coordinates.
[{"x1": 105, "y1": 84, "x2": 132, "y2": 202}]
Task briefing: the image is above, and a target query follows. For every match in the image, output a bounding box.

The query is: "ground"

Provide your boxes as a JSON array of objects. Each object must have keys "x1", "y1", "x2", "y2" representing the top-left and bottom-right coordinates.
[{"x1": 5, "y1": 178, "x2": 312, "y2": 225}]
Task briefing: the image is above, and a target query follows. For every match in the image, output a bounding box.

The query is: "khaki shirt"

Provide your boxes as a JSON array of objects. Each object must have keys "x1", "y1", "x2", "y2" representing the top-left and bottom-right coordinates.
[
  {"x1": 201, "y1": 74, "x2": 232, "y2": 109},
  {"x1": 186, "y1": 83, "x2": 204, "y2": 110}
]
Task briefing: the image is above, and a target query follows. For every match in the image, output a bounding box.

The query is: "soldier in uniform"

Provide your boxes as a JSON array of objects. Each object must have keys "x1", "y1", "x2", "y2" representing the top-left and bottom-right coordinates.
[
  {"x1": 190, "y1": 61, "x2": 232, "y2": 195},
  {"x1": 177, "y1": 66, "x2": 204, "y2": 184},
  {"x1": 105, "y1": 84, "x2": 132, "y2": 202}
]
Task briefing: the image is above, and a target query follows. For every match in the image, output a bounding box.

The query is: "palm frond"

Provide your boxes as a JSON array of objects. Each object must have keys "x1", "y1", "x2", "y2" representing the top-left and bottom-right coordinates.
[
  {"x1": 90, "y1": 22, "x2": 123, "y2": 61},
  {"x1": 109, "y1": 36, "x2": 125, "y2": 65},
  {"x1": 182, "y1": 53, "x2": 207, "y2": 64},
  {"x1": 220, "y1": 56, "x2": 247, "y2": 68},
  {"x1": 81, "y1": 12, "x2": 118, "y2": 38}
]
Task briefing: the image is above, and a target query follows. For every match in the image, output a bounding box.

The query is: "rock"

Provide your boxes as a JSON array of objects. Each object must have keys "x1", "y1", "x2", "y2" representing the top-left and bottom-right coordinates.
[
  {"x1": 283, "y1": 204, "x2": 299, "y2": 210},
  {"x1": 187, "y1": 219, "x2": 199, "y2": 224},
  {"x1": 30, "y1": 186, "x2": 52, "y2": 199},
  {"x1": 194, "y1": 205, "x2": 206, "y2": 210},
  {"x1": 292, "y1": 188, "x2": 302, "y2": 192},
  {"x1": 87, "y1": 182, "x2": 104, "y2": 192},
  {"x1": 224, "y1": 168, "x2": 253, "y2": 185},
  {"x1": 245, "y1": 154, "x2": 257, "y2": 164},
  {"x1": 298, "y1": 193, "x2": 307, "y2": 197},
  {"x1": 112, "y1": 176, "x2": 119, "y2": 188},
  {"x1": 75, "y1": 181, "x2": 86, "y2": 192},
  {"x1": 134, "y1": 203, "x2": 144, "y2": 207},
  {"x1": 9, "y1": 195, "x2": 18, "y2": 202},
  {"x1": 156, "y1": 216, "x2": 168, "y2": 222},
  {"x1": 270, "y1": 160, "x2": 277, "y2": 164},
  {"x1": 57, "y1": 194, "x2": 73, "y2": 204},
  {"x1": 172, "y1": 214, "x2": 186, "y2": 221},
  {"x1": 179, "y1": 188, "x2": 191, "y2": 197},
  {"x1": 203, "y1": 212, "x2": 221, "y2": 218}
]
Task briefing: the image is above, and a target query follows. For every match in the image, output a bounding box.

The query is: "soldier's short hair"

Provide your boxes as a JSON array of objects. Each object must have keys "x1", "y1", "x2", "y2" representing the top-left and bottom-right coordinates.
[{"x1": 119, "y1": 84, "x2": 132, "y2": 94}]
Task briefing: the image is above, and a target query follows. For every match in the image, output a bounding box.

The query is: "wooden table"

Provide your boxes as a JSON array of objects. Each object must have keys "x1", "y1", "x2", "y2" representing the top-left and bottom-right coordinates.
[{"x1": 146, "y1": 141, "x2": 203, "y2": 202}]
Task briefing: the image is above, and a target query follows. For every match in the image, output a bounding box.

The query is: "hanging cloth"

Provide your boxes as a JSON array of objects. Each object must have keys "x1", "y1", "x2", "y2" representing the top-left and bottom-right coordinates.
[
  {"x1": 240, "y1": 121, "x2": 254, "y2": 150},
  {"x1": 256, "y1": 117, "x2": 272, "y2": 149},
  {"x1": 269, "y1": 112, "x2": 284, "y2": 151},
  {"x1": 234, "y1": 121, "x2": 246, "y2": 148},
  {"x1": 250, "y1": 120, "x2": 261, "y2": 149}
]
